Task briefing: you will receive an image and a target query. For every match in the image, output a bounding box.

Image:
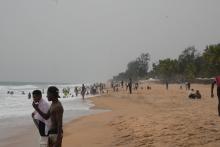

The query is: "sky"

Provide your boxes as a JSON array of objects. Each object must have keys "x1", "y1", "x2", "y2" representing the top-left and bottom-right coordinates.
[{"x1": 0, "y1": 0, "x2": 220, "y2": 83}]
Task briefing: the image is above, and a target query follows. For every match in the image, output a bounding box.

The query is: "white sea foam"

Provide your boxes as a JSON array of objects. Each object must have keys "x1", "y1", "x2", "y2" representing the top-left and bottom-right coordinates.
[
  {"x1": 0, "y1": 82, "x2": 105, "y2": 147},
  {"x1": 0, "y1": 83, "x2": 96, "y2": 119}
]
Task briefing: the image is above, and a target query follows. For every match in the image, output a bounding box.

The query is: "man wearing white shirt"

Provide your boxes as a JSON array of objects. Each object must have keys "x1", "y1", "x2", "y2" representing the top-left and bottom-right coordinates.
[{"x1": 32, "y1": 90, "x2": 51, "y2": 136}]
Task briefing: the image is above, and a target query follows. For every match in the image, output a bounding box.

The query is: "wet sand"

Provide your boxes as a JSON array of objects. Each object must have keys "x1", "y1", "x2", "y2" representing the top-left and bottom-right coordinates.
[
  {"x1": 0, "y1": 103, "x2": 103, "y2": 147},
  {"x1": 63, "y1": 84, "x2": 220, "y2": 147},
  {"x1": 1, "y1": 126, "x2": 38, "y2": 147}
]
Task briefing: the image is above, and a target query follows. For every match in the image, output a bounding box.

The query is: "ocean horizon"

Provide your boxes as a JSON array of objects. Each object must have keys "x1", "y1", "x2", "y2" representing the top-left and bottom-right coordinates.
[{"x1": 0, "y1": 81, "x2": 72, "y2": 86}]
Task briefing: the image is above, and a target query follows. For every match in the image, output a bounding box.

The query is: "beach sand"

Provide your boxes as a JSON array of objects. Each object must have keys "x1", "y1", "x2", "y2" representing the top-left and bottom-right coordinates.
[
  {"x1": 63, "y1": 84, "x2": 220, "y2": 147},
  {"x1": 0, "y1": 125, "x2": 38, "y2": 147}
]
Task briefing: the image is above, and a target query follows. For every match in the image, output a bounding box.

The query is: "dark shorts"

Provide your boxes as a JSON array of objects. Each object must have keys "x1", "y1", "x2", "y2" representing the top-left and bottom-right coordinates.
[
  {"x1": 48, "y1": 128, "x2": 58, "y2": 134},
  {"x1": 35, "y1": 120, "x2": 46, "y2": 136}
]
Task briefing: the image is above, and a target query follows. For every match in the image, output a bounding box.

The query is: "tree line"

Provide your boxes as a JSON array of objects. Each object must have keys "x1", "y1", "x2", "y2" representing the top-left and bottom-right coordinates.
[{"x1": 113, "y1": 43, "x2": 220, "y2": 82}]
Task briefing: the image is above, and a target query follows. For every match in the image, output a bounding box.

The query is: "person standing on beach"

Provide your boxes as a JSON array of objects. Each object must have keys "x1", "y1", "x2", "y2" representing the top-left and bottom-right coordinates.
[
  {"x1": 166, "y1": 81, "x2": 169, "y2": 90},
  {"x1": 32, "y1": 90, "x2": 51, "y2": 137},
  {"x1": 121, "y1": 80, "x2": 124, "y2": 88},
  {"x1": 211, "y1": 76, "x2": 220, "y2": 116},
  {"x1": 74, "y1": 87, "x2": 78, "y2": 97},
  {"x1": 33, "y1": 86, "x2": 64, "y2": 147},
  {"x1": 28, "y1": 92, "x2": 31, "y2": 99},
  {"x1": 128, "y1": 78, "x2": 132, "y2": 94},
  {"x1": 186, "y1": 82, "x2": 191, "y2": 90},
  {"x1": 81, "y1": 84, "x2": 86, "y2": 100}
]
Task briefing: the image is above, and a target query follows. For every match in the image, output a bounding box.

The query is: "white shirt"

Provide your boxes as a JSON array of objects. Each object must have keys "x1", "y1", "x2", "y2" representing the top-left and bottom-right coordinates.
[
  {"x1": 33, "y1": 98, "x2": 51, "y2": 134},
  {"x1": 188, "y1": 90, "x2": 195, "y2": 96}
]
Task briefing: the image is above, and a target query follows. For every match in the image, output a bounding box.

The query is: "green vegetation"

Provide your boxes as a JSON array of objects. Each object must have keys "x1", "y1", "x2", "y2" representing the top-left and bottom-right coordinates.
[
  {"x1": 113, "y1": 53, "x2": 150, "y2": 81},
  {"x1": 113, "y1": 43, "x2": 220, "y2": 82}
]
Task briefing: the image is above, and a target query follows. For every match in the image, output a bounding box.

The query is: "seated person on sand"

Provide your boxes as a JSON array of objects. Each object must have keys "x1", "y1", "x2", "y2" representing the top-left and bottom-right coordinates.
[
  {"x1": 188, "y1": 89, "x2": 201, "y2": 99},
  {"x1": 188, "y1": 89, "x2": 196, "y2": 99},
  {"x1": 195, "y1": 90, "x2": 201, "y2": 99},
  {"x1": 147, "y1": 86, "x2": 151, "y2": 90}
]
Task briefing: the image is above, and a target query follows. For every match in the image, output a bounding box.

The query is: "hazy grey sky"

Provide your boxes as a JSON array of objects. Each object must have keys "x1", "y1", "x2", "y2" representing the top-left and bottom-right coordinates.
[{"x1": 0, "y1": 0, "x2": 220, "y2": 83}]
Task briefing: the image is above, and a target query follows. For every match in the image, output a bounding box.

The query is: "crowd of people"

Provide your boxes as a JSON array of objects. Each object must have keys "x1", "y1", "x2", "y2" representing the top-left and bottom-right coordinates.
[
  {"x1": 109, "y1": 76, "x2": 220, "y2": 119},
  {"x1": 111, "y1": 78, "x2": 151, "y2": 94},
  {"x1": 28, "y1": 75, "x2": 220, "y2": 147}
]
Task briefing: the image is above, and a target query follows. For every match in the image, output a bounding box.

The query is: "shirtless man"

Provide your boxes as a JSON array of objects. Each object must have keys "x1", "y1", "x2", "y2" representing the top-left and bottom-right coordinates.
[
  {"x1": 81, "y1": 84, "x2": 86, "y2": 100},
  {"x1": 33, "y1": 86, "x2": 64, "y2": 147},
  {"x1": 166, "y1": 81, "x2": 168, "y2": 90},
  {"x1": 211, "y1": 76, "x2": 220, "y2": 116},
  {"x1": 128, "y1": 78, "x2": 132, "y2": 94}
]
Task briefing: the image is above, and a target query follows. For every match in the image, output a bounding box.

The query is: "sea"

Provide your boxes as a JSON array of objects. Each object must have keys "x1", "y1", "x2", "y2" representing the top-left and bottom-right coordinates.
[{"x1": 0, "y1": 81, "x2": 103, "y2": 147}]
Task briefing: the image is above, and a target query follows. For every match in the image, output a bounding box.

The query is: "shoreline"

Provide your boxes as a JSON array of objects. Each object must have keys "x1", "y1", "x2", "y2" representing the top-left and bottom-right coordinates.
[
  {"x1": 0, "y1": 96, "x2": 104, "y2": 147},
  {"x1": 2, "y1": 83, "x2": 220, "y2": 146}
]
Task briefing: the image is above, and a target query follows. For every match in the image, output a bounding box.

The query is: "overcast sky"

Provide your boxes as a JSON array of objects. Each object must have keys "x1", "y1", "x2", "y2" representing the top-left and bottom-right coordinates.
[{"x1": 0, "y1": 0, "x2": 220, "y2": 83}]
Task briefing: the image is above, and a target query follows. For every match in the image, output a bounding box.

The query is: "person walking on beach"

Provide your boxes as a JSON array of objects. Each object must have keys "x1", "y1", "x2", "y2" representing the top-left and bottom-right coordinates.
[
  {"x1": 128, "y1": 78, "x2": 132, "y2": 94},
  {"x1": 32, "y1": 90, "x2": 51, "y2": 137},
  {"x1": 81, "y1": 84, "x2": 86, "y2": 100},
  {"x1": 211, "y1": 76, "x2": 220, "y2": 116},
  {"x1": 33, "y1": 86, "x2": 64, "y2": 147}
]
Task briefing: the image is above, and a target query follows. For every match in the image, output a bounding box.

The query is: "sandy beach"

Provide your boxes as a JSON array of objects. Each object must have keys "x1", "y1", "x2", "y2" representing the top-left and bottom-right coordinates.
[
  {"x1": 1, "y1": 1, "x2": 220, "y2": 146},
  {"x1": 63, "y1": 83, "x2": 220, "y2": 147},
  {"x1": 0, "y1": 126, "x2": 38, "y2": 147}
]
